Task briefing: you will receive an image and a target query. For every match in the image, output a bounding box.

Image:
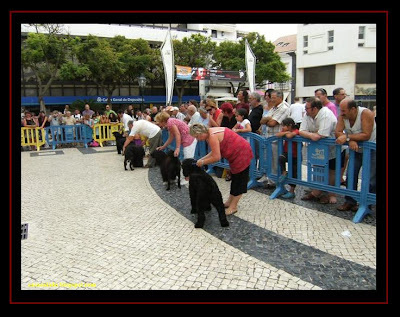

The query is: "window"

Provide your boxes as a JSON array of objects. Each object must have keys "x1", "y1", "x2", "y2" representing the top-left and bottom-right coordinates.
[
  {"x1": 328, "y1": 30, "x2": 334, "y2": 43},
  {"x1": 303, "y1": 35, "x2": 308, "y2": 47},
  {"x1": 358, "y1": 26, "x2": 365, "y2": 40},
  {"x1": 211, "y1": 30, "x2": 217, "y2": 38},
  {"x1": 304, "y1": 65, "x2": 336, "y2": 86},
  {"x1": 356, "y1": 63, "x2": 376, "y2": 84},
  {"x1": 303, "y1": 36, "x2": 308, "y2": 54}
]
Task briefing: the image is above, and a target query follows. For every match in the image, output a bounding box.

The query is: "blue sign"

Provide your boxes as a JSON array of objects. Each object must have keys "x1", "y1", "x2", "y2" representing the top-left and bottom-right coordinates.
[{"x1": 22, "y1": 95, "x2": 200, "y2": 107}]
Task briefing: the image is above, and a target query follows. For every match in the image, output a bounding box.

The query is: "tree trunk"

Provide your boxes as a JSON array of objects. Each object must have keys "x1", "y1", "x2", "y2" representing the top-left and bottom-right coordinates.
[{"x1": 39, "y1": 97, "x2": 46, "y2": 113}]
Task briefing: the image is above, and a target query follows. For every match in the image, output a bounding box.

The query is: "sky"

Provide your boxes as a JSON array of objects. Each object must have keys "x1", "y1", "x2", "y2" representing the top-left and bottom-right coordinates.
[{"x1": 236, "y1": 24, "x2": 298, "y2": 42}]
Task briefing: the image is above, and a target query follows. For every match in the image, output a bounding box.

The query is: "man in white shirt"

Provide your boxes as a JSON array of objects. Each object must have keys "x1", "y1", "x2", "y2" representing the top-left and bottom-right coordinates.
[
  {"x1": 118, "y1": 110, "x2": 134, "y2": 136},
  {"x1": 299, "y1": 97, "x2": 341, "y2": 204},
  {"x1": 187, "y1": 105, "x2": 202, "y2": 127},
  {"x1": 289, "y1": 97, "x2": 305, "y2": 129}
]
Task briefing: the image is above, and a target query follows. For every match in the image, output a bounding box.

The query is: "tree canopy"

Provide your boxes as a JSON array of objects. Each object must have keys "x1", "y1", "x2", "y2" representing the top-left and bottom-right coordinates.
[{"x1": 22, "y1": 25, "x2": 290, "y2": 107}]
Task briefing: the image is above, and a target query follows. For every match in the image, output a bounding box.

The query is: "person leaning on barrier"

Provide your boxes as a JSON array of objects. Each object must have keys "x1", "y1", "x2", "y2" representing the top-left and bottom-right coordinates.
[
  {"x1": 189, "y1": 123, "x2": 253, "y2": 216},
  {"x1": 299, "y1": 97, "x2": 342, "y2": 204},
  {"x1": 335, "y1": 98, "x2": 376, "y2": 212}
]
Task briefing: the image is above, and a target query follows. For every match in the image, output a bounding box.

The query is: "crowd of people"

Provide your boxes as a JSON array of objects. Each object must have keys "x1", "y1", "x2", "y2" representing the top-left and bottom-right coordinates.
[{"x1": 21, "y1": 87, "x2": 376, "y2": 214}]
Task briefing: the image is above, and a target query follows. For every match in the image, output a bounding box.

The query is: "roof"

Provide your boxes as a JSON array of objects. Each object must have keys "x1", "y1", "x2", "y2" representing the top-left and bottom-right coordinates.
[{"x1": 273, "y1": 34, "x2": 297, "y2": 53}]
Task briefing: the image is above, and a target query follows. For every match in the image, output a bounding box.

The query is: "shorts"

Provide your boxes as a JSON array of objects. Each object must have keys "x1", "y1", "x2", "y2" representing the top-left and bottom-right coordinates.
[
  {"x1": 183, "y1": 139, "x2": 198, "y2": 159},
  {"x1": 328, "y1": 150, "x2": 346, "y2": 170},
  {"x1": 230, "y1": 166, "x2": 250, "y2": 196}
]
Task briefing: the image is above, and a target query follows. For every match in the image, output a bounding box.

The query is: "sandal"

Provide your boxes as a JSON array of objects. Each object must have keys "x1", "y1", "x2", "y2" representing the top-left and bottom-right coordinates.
[
  {"x1": 301, "y1": 192, "x2": 320, "y2": 201},
  {"x1": 225, "y1": 209, "x2": 237, "y2": 216},
  {"x1": 319, "y1": 195, "x2": 330, "y2": 204}
]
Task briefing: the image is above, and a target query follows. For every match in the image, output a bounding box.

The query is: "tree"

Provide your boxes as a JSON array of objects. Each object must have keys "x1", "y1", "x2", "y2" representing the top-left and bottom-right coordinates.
[
  {"x1": 213, "y1": 32, "x2": 290, "y2": 96},
  {"x1": 21, "y1": 24, "x2": 72, "y2": 112},
  {"x1": 60, "y1": 35, "x2": 155, "y2": 107},
  {"x1": 173, "y1": 34, "x2": 216, "y2": 105}
]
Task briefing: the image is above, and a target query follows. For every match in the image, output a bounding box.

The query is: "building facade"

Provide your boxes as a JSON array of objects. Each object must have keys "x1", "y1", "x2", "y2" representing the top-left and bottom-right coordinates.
[{"x1": 295, "y1": 24, "x2": 376, "y2": 108}]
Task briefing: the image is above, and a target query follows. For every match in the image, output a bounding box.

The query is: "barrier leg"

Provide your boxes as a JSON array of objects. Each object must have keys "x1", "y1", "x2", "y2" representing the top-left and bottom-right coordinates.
[
  {"x1": 352, "y1": 205, "x2": 371, "y2": 223},
  {"x1": 270, "y1": 184, "x2": 287, "y2": 199}
]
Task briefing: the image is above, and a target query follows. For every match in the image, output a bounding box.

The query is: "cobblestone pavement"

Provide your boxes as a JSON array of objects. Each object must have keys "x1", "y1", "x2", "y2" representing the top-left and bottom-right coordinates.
[{"x1": 20, "y1": 146, "x2": 377, "y2": 297}]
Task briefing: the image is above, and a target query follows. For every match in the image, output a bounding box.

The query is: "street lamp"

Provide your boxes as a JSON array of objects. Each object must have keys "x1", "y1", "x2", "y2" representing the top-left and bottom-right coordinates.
[{"x1": 137, "y1": 73, "x2": 147, "y2": 111}]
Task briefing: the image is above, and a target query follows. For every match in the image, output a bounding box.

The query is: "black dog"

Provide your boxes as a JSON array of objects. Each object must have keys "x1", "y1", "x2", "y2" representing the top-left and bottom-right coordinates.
[
  {"x1": 181, "y1": 159, "x2": 229, "y2": 228},
  {"x1": 112, "y1": 131, "x2": 126, "y2": 154},
  {"x1": 124, "y1": 143, "x2": 145, "y2": 170},
  {"x1": 151, "y1": 149, "x2": 181, "y2": 191}
]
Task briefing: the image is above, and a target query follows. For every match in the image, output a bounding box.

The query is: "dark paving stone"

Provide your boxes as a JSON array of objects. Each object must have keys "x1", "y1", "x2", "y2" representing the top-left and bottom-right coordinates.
[
  {"x1": 252, "y1": 185, "x2": 376, "y2": 226},
  {"x1": 148, "y1": 167, "x2": 376, "y2": 290}
]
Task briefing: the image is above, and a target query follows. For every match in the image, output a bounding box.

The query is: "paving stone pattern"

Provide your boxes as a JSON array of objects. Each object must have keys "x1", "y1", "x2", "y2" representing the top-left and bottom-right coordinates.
[{"x1": 21, "y1": 147, "x2": 376, "y2": 292}]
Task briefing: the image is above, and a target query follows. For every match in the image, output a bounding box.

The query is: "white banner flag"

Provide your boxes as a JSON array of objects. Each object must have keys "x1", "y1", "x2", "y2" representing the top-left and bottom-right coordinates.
[
  {"x1": 160, "y1": 30, "x2": 175, "y2": 106},
  {"x1": 245, "y1": 39, "x2": 256, "y2": 93}
]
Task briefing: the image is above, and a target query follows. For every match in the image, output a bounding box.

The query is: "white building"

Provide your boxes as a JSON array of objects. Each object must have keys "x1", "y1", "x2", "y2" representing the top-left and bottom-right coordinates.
[
  {"x1": 295, "y1": 24, "x2": 376, "y2": 108},
  {"x1": 21, "y1": 23, "x2": 246, "y2": 46},
  {"x1": 273, "y1": 34, "x2": 297, "y2": 103}
]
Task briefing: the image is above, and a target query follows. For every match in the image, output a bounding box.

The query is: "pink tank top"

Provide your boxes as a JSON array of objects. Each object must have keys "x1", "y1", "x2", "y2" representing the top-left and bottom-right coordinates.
[{"x1": 167, "y1": 118, "x2": 195, "y2": 147}]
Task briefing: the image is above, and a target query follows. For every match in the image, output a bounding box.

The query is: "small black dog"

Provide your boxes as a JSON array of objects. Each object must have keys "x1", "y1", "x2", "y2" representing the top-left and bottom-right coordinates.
[
  {"x1": 124, "y1": 143, "x2": 145, "y2": 170},
  {"x1": 112, "y1": 131, "x2": 126, "y2": 154},
  {"x1": 151, "y1": 149, "x2": 181, "y2": 191},
  {"x1": 181, "y1": 159, "x2": 229, "y2": 228}
]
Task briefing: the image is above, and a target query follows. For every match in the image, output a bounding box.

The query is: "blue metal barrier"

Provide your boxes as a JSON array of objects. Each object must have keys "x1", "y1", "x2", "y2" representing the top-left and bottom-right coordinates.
[
  {"x1": 161, "y1": 128, "x2": 376, "y2": 223},
  {"x1": 267, "y1": 136, "x2": 376, "y2": 223},
  {"x1": 161, "y1": 128, "x2": 207, "y2": 161},
  {"x1": 45, "y1": 125, "x2": 93, "y2": 149}
]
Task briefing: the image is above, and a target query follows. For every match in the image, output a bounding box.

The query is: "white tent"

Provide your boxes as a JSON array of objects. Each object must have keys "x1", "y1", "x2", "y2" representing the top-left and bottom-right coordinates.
[
  {"x1": 215, "y1": 96, "x2": 238, "y2": 102},
  {"x1": 214, "y1": 96, "x2": 238, "y2": 106}
]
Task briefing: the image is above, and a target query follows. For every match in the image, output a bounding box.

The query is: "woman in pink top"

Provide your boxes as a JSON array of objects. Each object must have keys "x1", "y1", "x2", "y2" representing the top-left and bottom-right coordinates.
[
  {"x1": 190, "y1": 123, "x2": 253, "y2": 216},
  {"x1": 155, "y1": 111, "x2": 197, "y2": 159}
]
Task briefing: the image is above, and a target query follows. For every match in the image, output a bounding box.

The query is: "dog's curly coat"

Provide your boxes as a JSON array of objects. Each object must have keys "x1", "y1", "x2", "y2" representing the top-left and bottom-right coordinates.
[
  {"x1": 112, "y1": 131, "x2": 126, "y2": 154},
  {"x1": 124, "y1": 143, "x2": 145, "y2": 170},
  {"x1": 181, "y1": 158, "x2": 229, "y2": 228},
  {"x1": 151, "y1": 149, "x2": 181, "y2": 191}
]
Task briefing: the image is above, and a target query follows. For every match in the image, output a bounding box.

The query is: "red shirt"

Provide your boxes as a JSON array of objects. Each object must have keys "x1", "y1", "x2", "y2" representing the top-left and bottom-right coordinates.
[
  {"x1": 283, "y1": 129, "x2": 299, "y2": 157},
  {"x1": 212, "y1": 128, "x2": 253, "y2": 174}
]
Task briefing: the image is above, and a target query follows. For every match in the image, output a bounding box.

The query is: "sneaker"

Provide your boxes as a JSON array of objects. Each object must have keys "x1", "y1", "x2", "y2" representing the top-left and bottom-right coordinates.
[
  {"x1": 281, "y1": 192, "x2": 295, "y2": 199},
  {"x1": 180, "y1": 179, "x2": 189, "y2": 186}
]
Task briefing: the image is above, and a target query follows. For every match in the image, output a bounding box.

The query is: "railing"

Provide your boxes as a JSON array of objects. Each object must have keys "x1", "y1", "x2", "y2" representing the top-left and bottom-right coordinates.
[
  {"x1": 92, "y1": 123, "x2": 124, "y2": 147},
  {"x1": 44, "y1": 125, "x2": 94, "y2": 149},
  {"x1": 161, "y1": 129, "x2": 376, "y2": 223},
  {"x1": 25, "y1": 127, "x2": 376, "y2": 223},
  {"x1": 21, "y1": 127, "x2": 46, "y2": 151},
  {"x1": 265, "y1": 135, "x2": 376, "y2": 223}
]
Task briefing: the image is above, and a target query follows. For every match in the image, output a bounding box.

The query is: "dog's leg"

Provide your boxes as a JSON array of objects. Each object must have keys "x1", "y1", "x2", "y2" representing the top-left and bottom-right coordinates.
[
  {"x1": 195, "y1": 210, "x2": 205, "y2": 228},
  {"x1": 195, "y1": 194, "x2": 206, "y2": 228},
  {"x1": 177, "y1": 169, "x2": 181, "y2": 189},
  {"x1": 130, "y1": 161, "x2": 134, "y2": 171},
  {"x1": 212, "y1": 196, "x2": 229, "y2": 227},
  {"x1": 124, "y1": 158, "x2": 128, "y2": 170},
  {"x1": 189, "y1": 184, "x2": 197, "y2": 214},
  {"x1": 216, "y1": 205, "x2": 229, "y2": 227},
  {"x1": 166, "y1": 179, "x2": 171, "y2": 191}
]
